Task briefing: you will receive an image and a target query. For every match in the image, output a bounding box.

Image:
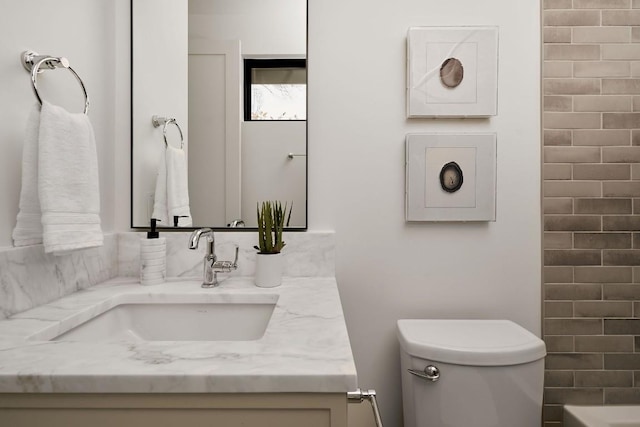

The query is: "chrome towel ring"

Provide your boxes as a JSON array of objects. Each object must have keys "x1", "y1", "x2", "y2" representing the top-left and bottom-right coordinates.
[
  {"x1": 21, "y1": 50, "x2": 89, "y2": 115},
  {"x1": 152, "y1": 115, "x2": 184, "y2": 149}
]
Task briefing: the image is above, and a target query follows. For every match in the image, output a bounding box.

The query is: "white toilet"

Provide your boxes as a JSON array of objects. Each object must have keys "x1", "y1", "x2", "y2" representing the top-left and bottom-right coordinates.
[{"x1": 397, "y1": 319, "x2": 546, "y2": 427}]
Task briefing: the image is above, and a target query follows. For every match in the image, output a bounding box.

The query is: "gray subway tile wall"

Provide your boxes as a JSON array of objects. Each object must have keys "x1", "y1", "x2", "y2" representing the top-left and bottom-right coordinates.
[
  {"x1": 573, "y1": 0, "x2": 631, "y2": 9},
  {"x1": 574, "y1": 335, "x2": 635, "y2": 352},
  {"x1": 543, "y1": 1, "x2": 640, "y2": 425},
  {"x1": 604, "y1": 387, "x2": 640, "y2": 403}
]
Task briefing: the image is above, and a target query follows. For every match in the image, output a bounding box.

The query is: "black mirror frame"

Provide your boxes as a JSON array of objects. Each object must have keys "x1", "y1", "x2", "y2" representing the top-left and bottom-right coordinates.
[{"x1": 129, "y1": 0, "x2": 309, "y2": 232}]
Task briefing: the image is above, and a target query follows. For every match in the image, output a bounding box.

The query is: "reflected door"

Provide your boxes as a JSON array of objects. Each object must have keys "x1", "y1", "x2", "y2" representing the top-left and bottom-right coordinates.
[{"x1": 188, "y1": 40, "x2": 242, "y2": 225}]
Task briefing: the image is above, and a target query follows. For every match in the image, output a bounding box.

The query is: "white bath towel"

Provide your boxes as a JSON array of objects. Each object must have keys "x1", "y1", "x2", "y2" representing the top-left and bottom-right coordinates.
[
  {"x1": 12, "y1": 106, "x2": 43, "y2": 247},
  {"x1": 152, "y1": 145, "x2": 192, "y2": 227},
  {"x1": 13, "y1": 101, "x2": 103, "y2": 254}
]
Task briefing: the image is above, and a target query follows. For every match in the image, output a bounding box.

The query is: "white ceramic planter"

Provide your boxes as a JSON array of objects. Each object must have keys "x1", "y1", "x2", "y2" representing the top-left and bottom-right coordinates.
[{"x1": 255, "y1": 253, "x2": 283, "y2": 288}]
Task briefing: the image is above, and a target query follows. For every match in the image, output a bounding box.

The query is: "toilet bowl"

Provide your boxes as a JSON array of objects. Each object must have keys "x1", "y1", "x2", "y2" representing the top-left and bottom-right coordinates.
[{"x1": 397, "y1": 319, "x2": 546, "y2": 427}]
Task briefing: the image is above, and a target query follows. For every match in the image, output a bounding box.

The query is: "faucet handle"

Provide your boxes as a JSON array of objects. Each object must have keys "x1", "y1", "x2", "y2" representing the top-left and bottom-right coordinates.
[{"x1": 211, "y1": 245, "x2": 239, "y2": 273}]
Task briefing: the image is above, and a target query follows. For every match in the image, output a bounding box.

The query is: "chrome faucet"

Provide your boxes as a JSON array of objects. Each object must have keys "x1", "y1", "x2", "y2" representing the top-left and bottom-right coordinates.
[
  {"x1": 188, "y1": 228, "x2": 239, "y2": 288},
  {"x1": 189, "y1": 228, "x2": 216, "y2": 287}
]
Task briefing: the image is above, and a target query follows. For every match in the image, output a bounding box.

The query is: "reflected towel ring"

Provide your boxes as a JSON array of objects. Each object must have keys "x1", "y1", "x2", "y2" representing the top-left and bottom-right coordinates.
[
  {"x1": 152, "y1": 115, "x2": 184, "y2": 149},
  {"x1": 22, "y1": 51, "x2": 89, "y2": 115}
]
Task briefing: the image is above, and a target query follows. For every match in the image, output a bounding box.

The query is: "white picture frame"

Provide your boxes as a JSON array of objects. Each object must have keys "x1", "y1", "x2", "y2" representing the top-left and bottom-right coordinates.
[
  {"x1": 406, "y1": 133, "x2": 496, "y2": 222},
  {"x1": 407, "y1": 26, "x2": 498, "y2": 118}
]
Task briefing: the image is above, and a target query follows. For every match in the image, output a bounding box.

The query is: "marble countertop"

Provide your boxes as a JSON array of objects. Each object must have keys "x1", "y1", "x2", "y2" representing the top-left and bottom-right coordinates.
[{"x1": 0, "y1": 277, "x2": 357, "y2": 393}]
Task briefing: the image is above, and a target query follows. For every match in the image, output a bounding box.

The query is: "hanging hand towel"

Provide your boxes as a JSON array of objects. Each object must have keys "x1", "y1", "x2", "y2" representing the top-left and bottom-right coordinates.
[
  {"x1": 165, "y1": 145, "x2": 192, "y2": 226},
  {"x1": 152, "y1": 145, "x2": 192, "y2": 227},
  {"x1": 12, "y1": 106, "x2": 44, "y2": 247},
  {"x1": 37, "y1": 101, "x2": 103, "y2": 254}
]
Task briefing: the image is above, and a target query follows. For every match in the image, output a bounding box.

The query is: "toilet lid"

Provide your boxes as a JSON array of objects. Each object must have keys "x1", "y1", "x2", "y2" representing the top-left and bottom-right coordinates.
[{"x1": 396, "y1": 319, "x2": 546, "y2": 366}]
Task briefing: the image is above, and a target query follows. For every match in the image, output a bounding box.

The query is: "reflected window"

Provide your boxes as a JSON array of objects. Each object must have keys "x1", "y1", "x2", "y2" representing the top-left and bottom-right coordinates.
[{"x1": 244, "y1": 59, "x2": 306, "y2": 121}]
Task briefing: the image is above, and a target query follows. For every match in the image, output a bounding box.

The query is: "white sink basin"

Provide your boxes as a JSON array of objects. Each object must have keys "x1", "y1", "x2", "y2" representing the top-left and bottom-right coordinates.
[{"x1": 29, "y1": 294, "x2": 278, "y2": 342}]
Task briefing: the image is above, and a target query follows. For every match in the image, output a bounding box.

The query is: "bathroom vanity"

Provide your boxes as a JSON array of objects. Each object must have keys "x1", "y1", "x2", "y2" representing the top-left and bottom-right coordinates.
[{"x1": 0, "y1": 277, "x2": 357, "y2": 426}]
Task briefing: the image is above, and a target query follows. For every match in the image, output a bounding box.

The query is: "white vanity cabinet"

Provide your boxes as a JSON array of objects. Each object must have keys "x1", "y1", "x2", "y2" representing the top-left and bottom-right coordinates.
[
  {"x1": 0, "y1": 393, "x2": 348, "y2": 427},
  {"x1": 0, "y1": 278, "x2": 357, "y2": 427}
]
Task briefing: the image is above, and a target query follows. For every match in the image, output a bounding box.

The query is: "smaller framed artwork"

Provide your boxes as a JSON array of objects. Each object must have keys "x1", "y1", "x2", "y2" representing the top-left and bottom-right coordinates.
[
  {"x1": 407, "y1": 26, "x2": 498, "y2": 118},
  {"x1": 406, "y1": 133, "x2": 496, "y2": 222}
]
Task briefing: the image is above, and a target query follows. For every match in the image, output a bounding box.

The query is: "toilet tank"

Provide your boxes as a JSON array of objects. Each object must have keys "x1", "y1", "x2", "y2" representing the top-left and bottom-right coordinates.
[{"x1": 397, "y1": 319, "x2": 546, "y2": 427}]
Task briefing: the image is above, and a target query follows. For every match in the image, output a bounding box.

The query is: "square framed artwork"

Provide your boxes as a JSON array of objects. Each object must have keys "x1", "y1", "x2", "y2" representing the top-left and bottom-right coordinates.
[
  {"x1": 407, "y1": 26, "x2": 498, "y2": 118},
  {"x1": 406, "y1": 133, "x2": 496, "y2": 222}
]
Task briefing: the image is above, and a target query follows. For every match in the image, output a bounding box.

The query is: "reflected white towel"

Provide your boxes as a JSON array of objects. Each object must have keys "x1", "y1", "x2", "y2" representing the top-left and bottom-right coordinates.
[
  {"x1": 12, "y1": 106, "x2": 43, "y2": 247},
  {"x1": 152, "y1": 145, "x2": 192, "y2": 227}
]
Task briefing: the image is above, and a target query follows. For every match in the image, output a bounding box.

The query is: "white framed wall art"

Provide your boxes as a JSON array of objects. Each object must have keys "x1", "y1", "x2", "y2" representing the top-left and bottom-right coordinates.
[
  {"x1": 407, "y1": 26, "x2": 498, "y2": 118},
  {"x1": 406, "y1": 133, "x2": 496, "y2": 222}
]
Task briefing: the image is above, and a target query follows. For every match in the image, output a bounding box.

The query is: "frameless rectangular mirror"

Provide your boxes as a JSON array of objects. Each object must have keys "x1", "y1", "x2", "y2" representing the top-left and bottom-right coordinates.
[{"x1": 131, "y1": 0, "x2": 307, "y2": 230}]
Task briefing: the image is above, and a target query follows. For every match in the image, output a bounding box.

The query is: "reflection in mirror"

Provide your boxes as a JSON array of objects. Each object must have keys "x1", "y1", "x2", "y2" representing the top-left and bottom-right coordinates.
[
  {"x1": 244, "y1": 59, "x2": 307, "y2": 120},
  {"x1": 131, "y1": 0, "x2": 307, "y2": 229}
]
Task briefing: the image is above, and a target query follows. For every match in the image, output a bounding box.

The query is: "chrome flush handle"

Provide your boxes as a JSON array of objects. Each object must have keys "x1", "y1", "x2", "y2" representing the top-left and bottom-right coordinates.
[{"x1": 408, "y1": 365, "x2": 440, "y2": 382}]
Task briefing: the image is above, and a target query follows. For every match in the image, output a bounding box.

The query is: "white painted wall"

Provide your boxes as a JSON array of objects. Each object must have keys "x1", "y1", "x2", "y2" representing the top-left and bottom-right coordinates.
[
  {"x1": 307, "y1": 0, "x2": 541, "y2": 426},
  {"x1": 189, "y1": 0, "x2": 306, "y2": 57},
  {"x1": 242, "y1": 121, "x2": 307, "y2": 227},
  {"x1": 0, "y1": 0, "x2": 119, "y2": 248},
  {"x1": 132, "y1": 0, "x2": 188, "y2": 227}
]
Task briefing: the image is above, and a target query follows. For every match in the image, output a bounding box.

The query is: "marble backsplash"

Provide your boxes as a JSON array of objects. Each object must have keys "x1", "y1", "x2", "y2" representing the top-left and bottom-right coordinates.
[
  {"x1": 0, "y1": 234, "x2": 118, "y2": 320},
  {"x1": 0, "y1": 231, "x2": 334, "y2": 319},
  {"x1": 118, "y1": 231, "x2": 335, "y2": 279}
]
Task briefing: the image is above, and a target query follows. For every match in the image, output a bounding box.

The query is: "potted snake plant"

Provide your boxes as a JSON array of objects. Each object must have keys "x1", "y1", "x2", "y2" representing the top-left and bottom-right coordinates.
[{"x1": 254, "y1": 201, "x2": 292, "y2": 287}]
